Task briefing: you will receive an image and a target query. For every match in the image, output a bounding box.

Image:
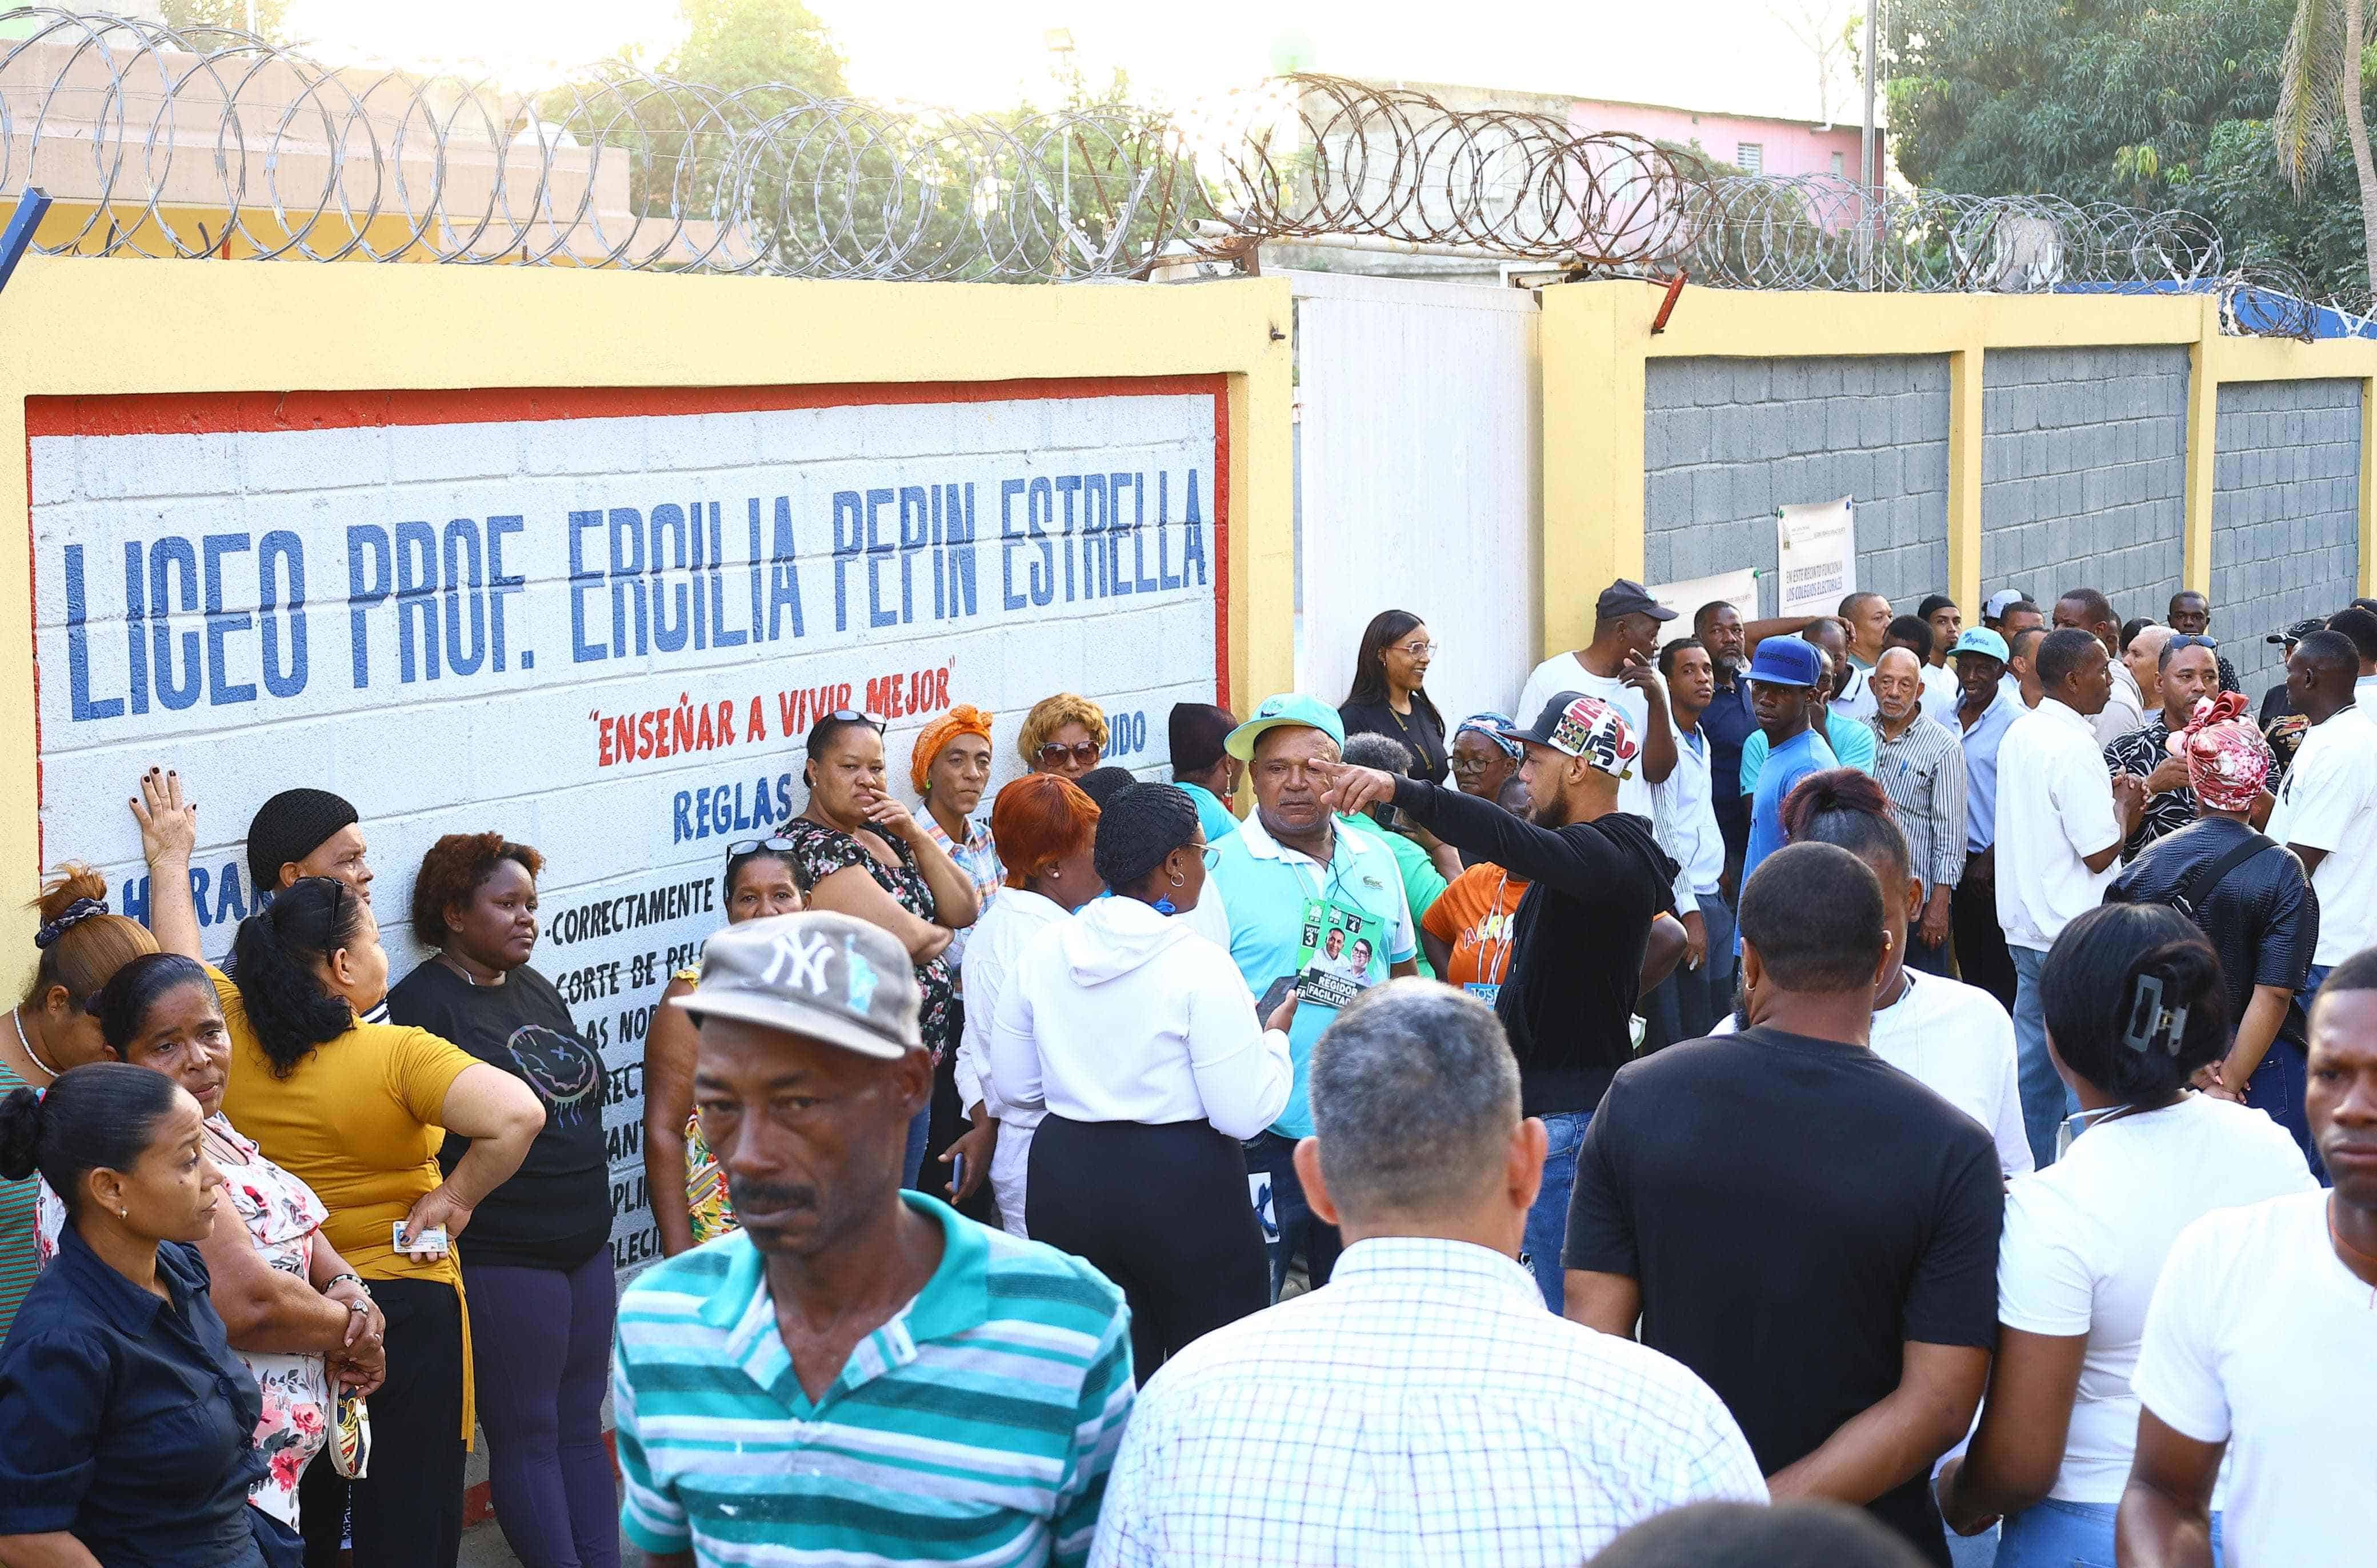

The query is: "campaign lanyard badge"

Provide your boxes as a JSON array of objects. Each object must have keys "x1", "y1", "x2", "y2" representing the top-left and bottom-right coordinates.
[
  {"x1": 1462, "y1": 871, "x2": 1514, "y2": 1007},
  {"x1": 1295, "y1": 895, "x2": 1379, "y2": 1011}
]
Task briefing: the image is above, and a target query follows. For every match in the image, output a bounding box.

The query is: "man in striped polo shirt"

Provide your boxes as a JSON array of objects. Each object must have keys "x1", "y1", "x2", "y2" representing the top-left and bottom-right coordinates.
[
  {"x1": 612, "y1": 911, "x2": 1135, "y2": 1567},
  {"x1": 1867, "y1": 647, "x2": 1967, "y2": 974}
]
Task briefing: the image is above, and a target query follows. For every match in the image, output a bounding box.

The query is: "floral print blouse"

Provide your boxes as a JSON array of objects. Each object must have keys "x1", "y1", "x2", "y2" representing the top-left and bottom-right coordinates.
[
  {"x1": 38, "y1": 1115, "x2": 332, "y2": 1529},
  {"x1": 781, "y1": 817, "x2": 958, "y2": 1062}
]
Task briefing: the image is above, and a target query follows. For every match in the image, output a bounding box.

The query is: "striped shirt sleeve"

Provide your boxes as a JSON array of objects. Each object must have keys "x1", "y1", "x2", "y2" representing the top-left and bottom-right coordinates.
[
  {"x1": 612, "y1": 1322, "x2": 690, "y2": 1558},
  {"x1": 1051, "y1": 1306, "x2": 1138, "y2": 1568}
]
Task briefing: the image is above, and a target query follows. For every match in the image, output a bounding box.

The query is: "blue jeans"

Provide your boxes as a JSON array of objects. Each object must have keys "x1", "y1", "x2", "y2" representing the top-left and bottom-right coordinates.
[
  {"x1": 1524, "y1": 1110, "x2": 1591, "y2": 1313},
  {"x1": 2011, "y1": 945, "x2": 2078, "y2": 1169},
  {"x1": 899, "y1": 1103, "x2": 931, "y2": 1191},
  {"x1": 1996, "y1": 1499, "x2": 2223, "y2": 1568},
  {"x1": 1245, "y1": 1130, "x2": 1340, "y2": 1299},
  {"x1": 1647, "y1": 892, "x2": 1737, "y2": 1047},
  {"x1": 2246, "y1": 1037, "x2": 2327, "y2": 1185}
]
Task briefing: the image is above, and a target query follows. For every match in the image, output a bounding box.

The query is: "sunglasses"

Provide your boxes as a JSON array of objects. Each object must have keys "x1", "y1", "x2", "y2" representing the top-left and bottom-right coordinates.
[
  {"x1": 2167, "y1": 635, "x2": 2219, "y2": 652},
  {"x1": 1037, "y1": 741, "x2": 1103, "y2": 767},
  {"x1": 823, "y1": 709, "x2": 885, "y2": 733},
  {"x1": 725, "y1": 837, "x2": 798, "y2": 862},
  {"x1": 1396, "y1": 640, "x2": 1440, "y2": 658}
]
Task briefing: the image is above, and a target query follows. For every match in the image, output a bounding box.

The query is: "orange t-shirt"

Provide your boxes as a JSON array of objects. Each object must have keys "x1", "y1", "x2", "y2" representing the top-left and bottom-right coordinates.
[{"x1": 1420, "y1": 865, "x2": 1530, "y2": 991}]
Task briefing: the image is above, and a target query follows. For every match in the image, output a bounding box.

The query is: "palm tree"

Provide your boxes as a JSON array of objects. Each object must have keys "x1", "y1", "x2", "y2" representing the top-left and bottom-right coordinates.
[{"x1": 2276, "y1": 0, "x2": 2377, "y2": 295}]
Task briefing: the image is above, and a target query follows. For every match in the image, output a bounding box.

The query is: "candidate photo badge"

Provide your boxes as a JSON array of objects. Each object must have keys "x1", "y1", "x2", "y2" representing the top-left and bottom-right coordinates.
[{"x1": 1294, "y1": 897, "x2": 1378, "y2": 1011}]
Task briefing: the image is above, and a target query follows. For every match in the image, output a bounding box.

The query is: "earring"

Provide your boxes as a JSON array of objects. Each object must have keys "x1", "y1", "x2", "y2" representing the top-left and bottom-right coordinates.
[
  {"x1": 118, "y1": 1207, "x2": 127, "y2": 1219},
  {"x1": 1169, "y1": 871, "x2": 1186, "y2": 888}
]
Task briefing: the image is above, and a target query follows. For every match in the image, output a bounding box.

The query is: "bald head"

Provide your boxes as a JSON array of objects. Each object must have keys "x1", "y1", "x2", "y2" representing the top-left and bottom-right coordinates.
[
  {"x1": 2124, "y1": 623, "x2": 2174, "y2": 712},
  {"x1": 1869, "y1": 646, "x2": 1924, "y2": 725}
]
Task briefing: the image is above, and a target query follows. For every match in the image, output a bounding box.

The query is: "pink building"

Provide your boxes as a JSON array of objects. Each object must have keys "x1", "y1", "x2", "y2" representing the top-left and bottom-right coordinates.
[{"x1": 1568, "y1": 95, "x2": 1877, "y2": 181}]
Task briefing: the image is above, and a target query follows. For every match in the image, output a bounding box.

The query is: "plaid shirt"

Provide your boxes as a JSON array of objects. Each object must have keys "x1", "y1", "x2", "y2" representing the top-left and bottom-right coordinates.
[
  {"x1": 1090, "y1": 1236, "x2": 1766, "y2": 1567},
  {"x1": 1872, "y1": 714, "x2": 1968, "y2": 894},
  {"x1": 921, "y1": 813, "x2": 1001, "y2": 973}
]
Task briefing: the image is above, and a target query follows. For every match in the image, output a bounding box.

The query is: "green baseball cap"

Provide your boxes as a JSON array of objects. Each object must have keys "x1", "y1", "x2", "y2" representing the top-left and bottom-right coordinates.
[{"x1": 1224, "y1": 692, "x2": 1347, "y2": 761}]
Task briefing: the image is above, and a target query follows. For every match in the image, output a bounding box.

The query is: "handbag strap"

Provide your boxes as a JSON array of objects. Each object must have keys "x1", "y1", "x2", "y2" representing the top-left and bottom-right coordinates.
[{"x1": 2169, "y1": 832, "x2": 2276, "y2": 922}]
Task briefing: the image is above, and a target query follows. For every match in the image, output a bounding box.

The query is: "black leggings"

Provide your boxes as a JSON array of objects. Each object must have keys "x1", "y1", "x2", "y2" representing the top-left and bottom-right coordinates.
[
  {"x1": 299, "y1": 1277, "x2": 467, "y2": 1568},
  {"x1": 1026, "y1": 1114, "x2": 1268, "y2": 1373}
]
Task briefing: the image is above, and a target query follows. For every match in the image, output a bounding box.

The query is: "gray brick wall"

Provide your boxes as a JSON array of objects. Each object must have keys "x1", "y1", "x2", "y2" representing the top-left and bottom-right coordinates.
[
  {"x1": 1979, "y1": 347, "x2": 2188, "y2": 623},
  {"x1": 2211, "y1": 378, "x2": 2362, "y2": 698},
  {"x1": 1644, "y1": 356, "x2": 1951, "y2": 618}
]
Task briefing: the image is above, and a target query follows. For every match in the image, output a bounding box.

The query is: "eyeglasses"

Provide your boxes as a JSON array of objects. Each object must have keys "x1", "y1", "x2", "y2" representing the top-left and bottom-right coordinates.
[
  {"x1": 1396, "y1": 640, "x2": 1440, "y2": 658},
  {"x1": 823, "y1": 709, "x2": 885, "y2": 733},
  {"x1": 725, "y1": 837, "x2": 798, "y2": 862},
  {"x1": 1201, "y1": 843, "x2": 1223, "y2": 870},
  {"x1": 1037, "y1": 741, "x2": 1103, "y2": 767}
]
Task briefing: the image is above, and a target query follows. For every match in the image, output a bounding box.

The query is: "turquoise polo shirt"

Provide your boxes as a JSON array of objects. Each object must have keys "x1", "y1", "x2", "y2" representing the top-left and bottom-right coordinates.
[
  {"x1": 1175, "y1": 780, "x2": 1241, "y2": 844},
  {"x1": 613, "y1": 1193, "x2": 1134, "y2": 1567},
  {"x1": 1204, "y1": 812, "x2": 1417, "y2": 1139}
]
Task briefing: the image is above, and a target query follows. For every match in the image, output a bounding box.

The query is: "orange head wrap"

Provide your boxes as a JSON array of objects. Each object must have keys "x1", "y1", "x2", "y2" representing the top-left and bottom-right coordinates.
[{"x1": 911, "y1": 704, "x2": 996, "y2": 794}]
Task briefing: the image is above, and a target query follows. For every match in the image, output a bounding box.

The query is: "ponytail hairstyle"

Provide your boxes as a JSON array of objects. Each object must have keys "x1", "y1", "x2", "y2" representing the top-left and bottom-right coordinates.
[
  {"x1": 89, "y1": 953, "x2": 214, "y2": 1059},
  {"x1": 0, "y1": 1062, "x2": 183, "y2": 1219},
  {"x1": 229, "y1": 876, "x2": 369, "y2": 1078},
  {"x1": 21, "y1": 864, "x2": 156, "y2": 1014},
  {"x1": 1780, "y1": 769, "x2": 1911, "y2": 881},
  {"x1": 2040, "y1": 903, "x2": 2230, "y2": 1106}
]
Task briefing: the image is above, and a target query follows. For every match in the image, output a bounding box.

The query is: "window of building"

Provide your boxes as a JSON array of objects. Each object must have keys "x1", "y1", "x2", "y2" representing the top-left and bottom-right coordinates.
[
  {"x1": 1831, "y1": 150, "x2": 1846, "y2": 178},
  {"x1": 1735, "y1": 142, "x2": 1763, "y2": 173}
]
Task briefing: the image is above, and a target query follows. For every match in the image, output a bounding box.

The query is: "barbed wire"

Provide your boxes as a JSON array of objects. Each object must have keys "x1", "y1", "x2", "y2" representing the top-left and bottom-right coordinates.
[{"x1": 0, "y1": 4, "x2": 2344, "y2": 333}]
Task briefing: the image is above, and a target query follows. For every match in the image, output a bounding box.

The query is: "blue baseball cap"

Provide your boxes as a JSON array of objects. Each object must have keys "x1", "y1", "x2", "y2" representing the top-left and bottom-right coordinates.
[
  {"x1": 1948, "y1": 627, "x2": 2011, "y2": 664},
  {"x1": 1225, "y1": 693, "x2": 1347, "y2": 760},
  {"x1": 1746, "y1": 638, "x2": 1822, "y2": 688}
]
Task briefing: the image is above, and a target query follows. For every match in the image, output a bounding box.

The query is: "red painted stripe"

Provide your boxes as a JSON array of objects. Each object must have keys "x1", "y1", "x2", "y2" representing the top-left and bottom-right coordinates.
[{"x1": 23, "y1": 377, "x2": 1227, "y2": 437}]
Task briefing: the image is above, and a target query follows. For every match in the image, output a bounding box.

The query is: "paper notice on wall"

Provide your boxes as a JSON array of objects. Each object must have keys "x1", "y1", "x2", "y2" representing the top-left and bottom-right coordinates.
[
  {"x1": 1776, "y1": 497, "x2": 1856, "y2": 617},
  {"x1": 1651, "y1": 567, "x2": 1759, "y2": 625}
]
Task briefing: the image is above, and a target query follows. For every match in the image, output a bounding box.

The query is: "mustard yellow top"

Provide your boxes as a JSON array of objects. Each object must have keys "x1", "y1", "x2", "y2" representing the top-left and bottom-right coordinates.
[{"x1": 211, "y1": 966, "x2": 481, "y2": 1440}]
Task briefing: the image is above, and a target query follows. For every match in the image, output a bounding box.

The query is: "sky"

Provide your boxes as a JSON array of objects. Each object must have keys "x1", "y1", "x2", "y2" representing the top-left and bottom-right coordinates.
[{"x1": 278, "y1": 0, "x2": 1872, "y2": 126}]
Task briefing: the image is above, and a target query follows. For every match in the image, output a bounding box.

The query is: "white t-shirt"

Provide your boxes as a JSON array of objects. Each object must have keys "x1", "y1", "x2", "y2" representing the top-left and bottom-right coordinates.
[
  {"x1": 1712, "y1": 970, "x2": 2031, "y2": 1177},
  {"x1": 1515, "y1": 652, "x2": 1696, "y2": 910},
  {"x1": 1994, "y1": 698, "x2": 2123, "y2": 951},
  {"x1": 1999, "y1": 1096, "x2": 2315, "y2": 1502},
  {"x1": 2132, "y1": 1189, "x2": 2377, "y2": 1566},
  {"x1": 1919, "y1": 662, "x2": 1962, "y2": 727},
  {"x1": 2094, "y1": 660, "x2": 2147, "y2": 749},
  {"x1": 2264, "y1": 703, "x2": 2377, "y2": 965}
]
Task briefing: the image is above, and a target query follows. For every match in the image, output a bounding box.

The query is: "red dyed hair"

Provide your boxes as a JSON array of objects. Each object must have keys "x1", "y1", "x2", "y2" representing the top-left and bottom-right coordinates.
[{"x1": 991, "y1": 774, "x2": 1101, "y2": 880}]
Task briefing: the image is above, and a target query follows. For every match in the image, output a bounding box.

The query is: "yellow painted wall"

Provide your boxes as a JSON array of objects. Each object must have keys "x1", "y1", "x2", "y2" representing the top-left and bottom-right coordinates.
[
  {"x1": 0, "y1": 259, "x2": 1296, "y2": 982},
  {"x1": 1539, "y1": 282, "x2": 2377, "y2": 657}
]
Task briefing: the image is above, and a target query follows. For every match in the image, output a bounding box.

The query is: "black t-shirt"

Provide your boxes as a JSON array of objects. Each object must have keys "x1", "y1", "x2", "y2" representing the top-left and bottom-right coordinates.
[
  {"x1": 1566, "y1": 1027, "x2": 2004, "y2": 1566},
  {"x1": 1392, "y1": 776, "x2": 1676, "y2": 1114},
  {"x1": 1339, "y1": 698, "x2": 1449, "y2": 784},
  {"x1": 386, "y1": 960, "x2": 611, "y2": 1270},
  {"x1": 2106, "y1": 816, "x2": 2318, "y2": 1051}
]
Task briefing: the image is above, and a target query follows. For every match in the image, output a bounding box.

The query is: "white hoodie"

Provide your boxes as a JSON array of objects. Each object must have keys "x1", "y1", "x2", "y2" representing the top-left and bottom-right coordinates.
[{"x1": 987, "y1": 894, "x2": 1292, "y2": 1138}]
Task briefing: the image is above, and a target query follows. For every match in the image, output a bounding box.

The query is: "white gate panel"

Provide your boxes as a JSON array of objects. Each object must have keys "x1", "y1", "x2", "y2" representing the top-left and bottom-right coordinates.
[{"x1": 1292, "y1": 270, "x2": 1542, "y2": 727}]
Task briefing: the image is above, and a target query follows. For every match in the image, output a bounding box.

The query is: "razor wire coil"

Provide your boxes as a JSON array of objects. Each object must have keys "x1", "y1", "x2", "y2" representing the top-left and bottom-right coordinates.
[{"x1": 0, "y1": 3, "x2": 2334, "y2": 330}]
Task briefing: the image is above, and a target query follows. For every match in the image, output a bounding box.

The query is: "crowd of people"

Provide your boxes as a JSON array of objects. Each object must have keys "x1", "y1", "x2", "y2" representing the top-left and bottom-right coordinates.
[{"x1": 0, "y1": 577, "x2": 2371, "y2": 1568}]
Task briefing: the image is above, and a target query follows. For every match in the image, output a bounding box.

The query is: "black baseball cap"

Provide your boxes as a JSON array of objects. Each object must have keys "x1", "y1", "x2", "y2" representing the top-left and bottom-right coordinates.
[
  {"x1": 2270, "y1": 617, "x2": 2326, "y2": 646},
  {"x1": 1596, "y1": 579, "x2": 1676, "y2": 622}
]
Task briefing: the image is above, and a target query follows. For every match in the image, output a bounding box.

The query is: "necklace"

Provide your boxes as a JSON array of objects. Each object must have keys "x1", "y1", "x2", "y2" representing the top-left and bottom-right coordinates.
[
  {"x1": 10, "y1": 1006, "x2": 62, "y2": 1080},
  {"x1": 2327, "y1": 1194, "x2": 2377, "y2": 1306},
  {"x1": 437, "y1": 953, "x2": 489, "y2": 988}
]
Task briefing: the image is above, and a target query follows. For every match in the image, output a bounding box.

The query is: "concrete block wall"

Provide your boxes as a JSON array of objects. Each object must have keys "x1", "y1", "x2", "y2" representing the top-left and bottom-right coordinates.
[
  {"x1": 1644, "y1": 356, "x2": 1951, "y2": 616},
  {"x1": 2212, "y1": 378, "x2": 2362, "y2": 697},
  {"x1": 1979, "y1": 346, "x2": 2188, "y2": 622}
]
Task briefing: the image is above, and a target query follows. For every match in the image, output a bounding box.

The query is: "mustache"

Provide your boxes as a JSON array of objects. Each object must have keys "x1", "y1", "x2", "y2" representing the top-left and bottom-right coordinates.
[{"x1": 726, "y1": 1177, "x2": 818, "y2": 1216}]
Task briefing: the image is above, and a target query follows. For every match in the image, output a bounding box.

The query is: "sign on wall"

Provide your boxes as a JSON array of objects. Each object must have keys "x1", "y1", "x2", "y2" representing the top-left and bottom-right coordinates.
[
  {"x1": 29, "y1": 378, "x2": 1227, "y2": 1269},
  {"x1": 1775, "y1": 496, "x2": 1856, "y2": 617}
]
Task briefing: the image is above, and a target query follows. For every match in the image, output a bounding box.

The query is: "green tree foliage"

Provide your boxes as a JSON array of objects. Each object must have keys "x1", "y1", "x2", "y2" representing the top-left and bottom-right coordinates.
[
  {"x1": 163, "y1": 0, "x2": 293, "y2": 41},
  {"x1": 1886, "y1": 0, "x2": 2376, "y2": 296},
  {"x1": 665, "y1": 0, "x2": 847, "y2": 102}
]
